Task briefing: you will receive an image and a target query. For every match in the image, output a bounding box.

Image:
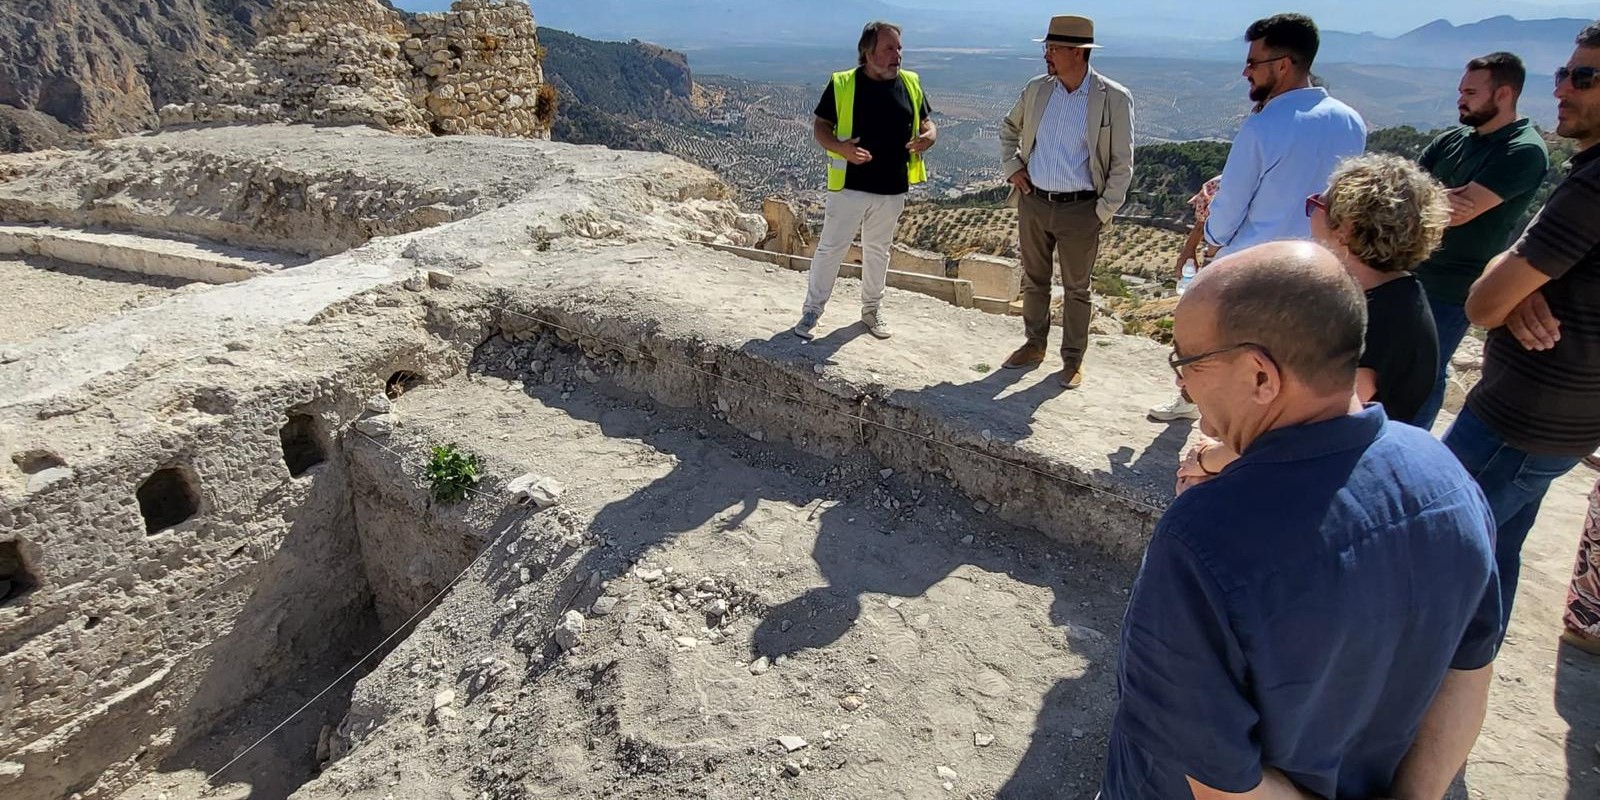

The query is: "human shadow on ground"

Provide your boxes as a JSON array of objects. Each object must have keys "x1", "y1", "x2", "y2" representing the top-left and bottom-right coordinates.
[
  {"x1": 478, "y1": 329, "x2": 1156, "y2": 795},
  {"x1": 996, "y1": 660, "x2": 1117, "y2": 799},
  {"x1": 748, "y1": 328, "x2": 1071, "y2": 447},
  {"x1": 1556, "y1": 639, "x2": 1600, "y2": 799},
  {"x1": 1108, "y1": 419, "x2": 1193, "y2": 490}
]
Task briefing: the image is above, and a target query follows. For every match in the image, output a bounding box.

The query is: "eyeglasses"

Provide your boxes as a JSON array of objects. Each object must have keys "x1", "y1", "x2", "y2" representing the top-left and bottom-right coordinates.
[
  {"x1": 1245, "y1": 54, "x2": 1291, "y2": 69},
  {"x1": 1556, "y1": 66, "x2": 1598, "y2": 90},
  {"x1": 1168, "y1": 342, "x2": 1276, "y2": 379},
  {"x1": 1305, "y1": 192, "x2": 1328, "y2": 218}
]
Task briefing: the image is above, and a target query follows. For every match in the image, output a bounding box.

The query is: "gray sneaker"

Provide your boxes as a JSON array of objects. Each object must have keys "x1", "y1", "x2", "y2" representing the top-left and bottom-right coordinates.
[
  {"x1": 862, "y1": 309, "x2": 892, "y2": 339},
  {"x1": 1148, "y1": 395, "x2": 1201, "y2": 422},
  {"x1": 794, "y1": 310, "x2": 820, "y2": 340}
]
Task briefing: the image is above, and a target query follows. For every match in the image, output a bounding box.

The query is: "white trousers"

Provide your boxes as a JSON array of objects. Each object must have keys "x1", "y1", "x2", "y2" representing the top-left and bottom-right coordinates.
[{"x1": 802, "y1": 189, "x2": 908, "y2": 315}]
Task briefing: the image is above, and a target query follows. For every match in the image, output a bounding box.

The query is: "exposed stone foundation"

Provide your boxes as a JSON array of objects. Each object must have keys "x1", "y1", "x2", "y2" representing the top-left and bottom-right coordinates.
[{"x1": 160, "y1": 0, "x2": 554, "y2": 139}]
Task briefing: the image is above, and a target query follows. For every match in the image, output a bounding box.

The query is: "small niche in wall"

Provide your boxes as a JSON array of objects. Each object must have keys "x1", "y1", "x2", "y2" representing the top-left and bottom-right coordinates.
[
  {"x1": 385, "y1": 370, "x2": 424, "y2": 400},
  {"x1": 1, "y1": 540, "x2": 39, "y2": 606},
  {"x1": 279, "y1": 413, "x2": 326, "y2": 477},
  {"x1": 137, "y1": 467, "x2": 200, "y2": 534},
  {"x1": 11, "y1": 449, "x2": 66, "y2": 474}
]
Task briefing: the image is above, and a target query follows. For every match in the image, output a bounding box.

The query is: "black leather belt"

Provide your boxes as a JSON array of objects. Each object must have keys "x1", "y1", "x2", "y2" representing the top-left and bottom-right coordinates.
[{"x1": 1032, "y1": 188, "x2": 1098, "y2": 203}]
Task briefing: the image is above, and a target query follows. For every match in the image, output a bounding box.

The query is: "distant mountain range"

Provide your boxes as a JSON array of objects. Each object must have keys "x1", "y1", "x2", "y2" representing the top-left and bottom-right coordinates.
[
  {"x1": 466, "y1": 1, "x2": 1593, "y2": 75},
  {"x1": 1321, "y1": 16, "x2": 1590, "y2": 74},
  {"x1": 1114, "y1": 15, "x2": 1592, "y2": 74}
]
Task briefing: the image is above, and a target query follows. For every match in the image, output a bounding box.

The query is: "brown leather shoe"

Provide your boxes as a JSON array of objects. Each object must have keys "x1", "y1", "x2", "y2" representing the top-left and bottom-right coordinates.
[
  {"x1": 1002, "y1": 343, "x2": 1046, "y2": 370},
  {"x1": 1060, "y1": 368, "x2": 1083, "y2": 389},
  {"x1": 1562, "y1": 627, "x2": 1600, "y2": 656}
]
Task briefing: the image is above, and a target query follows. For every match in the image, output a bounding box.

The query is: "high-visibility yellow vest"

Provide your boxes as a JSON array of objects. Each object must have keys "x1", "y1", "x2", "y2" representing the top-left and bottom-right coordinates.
[{"x1": 826, "y1": 68, "x2": 927, "y2": 192}]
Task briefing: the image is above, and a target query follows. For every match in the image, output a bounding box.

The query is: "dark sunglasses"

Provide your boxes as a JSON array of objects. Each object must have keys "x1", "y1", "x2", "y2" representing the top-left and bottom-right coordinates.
[
  {"x1": 1305, "y1": 192, "x2": 1328, "y2": 218},
  {"x1": 1168, "y1": 342, "x2": 1276, "y2": 379},
  {"x1": 1245, "y1": 54, "x2": 1291, "y2": 69},
  {"x1": 1556, "y1": 66, "x2": 1598, "y2": 90}
]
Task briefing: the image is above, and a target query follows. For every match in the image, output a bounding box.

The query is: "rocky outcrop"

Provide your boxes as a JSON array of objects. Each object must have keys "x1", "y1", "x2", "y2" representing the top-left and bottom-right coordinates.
[
  {"x1": 757, "y1": 197, "x2": 810, "y2": 257},
  {"x1": 537, "y1": 26, "x2": 699, "y2": 149},
  {"x1": 0, "y1": 106, "x2": 83, "y2": 154},
  {"x1": 0, "y1": 0, "x2": 272, "y2": 145},
  {"x1": 163, "y1": 0, "x2": 555, "y2": 140}
]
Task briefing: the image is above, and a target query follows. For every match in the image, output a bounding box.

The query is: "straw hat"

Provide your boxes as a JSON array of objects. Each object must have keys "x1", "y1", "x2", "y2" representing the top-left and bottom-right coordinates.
[{"x1": 1035, "y1": 15, "x2": 1101, "y2": 49}]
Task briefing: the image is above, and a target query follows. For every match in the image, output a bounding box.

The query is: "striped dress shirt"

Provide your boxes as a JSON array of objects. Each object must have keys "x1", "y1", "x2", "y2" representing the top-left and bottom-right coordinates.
[{"x1": 1028, "y1": 79, "x2": 1095, "y2": 193}]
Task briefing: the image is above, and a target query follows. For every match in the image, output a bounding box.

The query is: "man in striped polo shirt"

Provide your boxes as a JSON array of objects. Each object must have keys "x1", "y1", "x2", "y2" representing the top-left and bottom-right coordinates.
[
  {"x1": 1447, "y1": 20, "x2": 1600, "y2": 636},
  {"x1": 998, "y1": 15, "x2": 1135, "y2": 389}
]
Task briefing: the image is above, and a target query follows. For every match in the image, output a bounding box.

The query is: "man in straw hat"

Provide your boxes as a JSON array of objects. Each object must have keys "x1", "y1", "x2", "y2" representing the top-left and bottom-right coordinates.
[
  {"x1": 793, "y1": 20, "x2": 937, "y2": 342},
  {"x1": 997, "y1": 15, "x2": 1134, "y2": 389}
]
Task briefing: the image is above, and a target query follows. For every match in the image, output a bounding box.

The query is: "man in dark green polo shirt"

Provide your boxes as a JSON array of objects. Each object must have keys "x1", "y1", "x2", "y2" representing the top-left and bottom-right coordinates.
[{"x1": 1412, "y1": 52, "x2": 1551, "y2": 429}]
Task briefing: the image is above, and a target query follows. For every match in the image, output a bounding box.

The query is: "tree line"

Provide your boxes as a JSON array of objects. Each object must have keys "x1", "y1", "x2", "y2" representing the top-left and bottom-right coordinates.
[{"x1": 1127, "y1": 127, "x2": 1575, "y2": 235}]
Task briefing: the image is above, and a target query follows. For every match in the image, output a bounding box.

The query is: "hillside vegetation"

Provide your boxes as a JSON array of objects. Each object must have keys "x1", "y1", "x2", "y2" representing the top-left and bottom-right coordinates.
[{"x1": 538, "y1": 27, "x2": 701, "y2": 150}]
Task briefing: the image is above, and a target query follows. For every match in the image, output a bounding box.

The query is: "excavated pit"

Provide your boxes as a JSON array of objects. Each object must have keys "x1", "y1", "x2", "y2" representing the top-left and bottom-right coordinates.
[
  {"x1": 49, "y1": 310, "x2": 1150, "y2": 800},
  {"x1": 287, "y1": 329, "x2": 1138, "y2": 800},
  {"x1": 1, "y1": 250, "x2": 1175, "y2": 799}
]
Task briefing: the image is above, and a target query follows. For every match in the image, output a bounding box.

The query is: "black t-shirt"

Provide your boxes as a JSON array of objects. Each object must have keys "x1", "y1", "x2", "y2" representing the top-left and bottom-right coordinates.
[
  {"x1": 1469, "y1": 144, "x2": 1600, "y2": 456},
  {"x1": 1359, "y1": 274, "x2": 1439, "y2": 426},
  {"x1": 814, "y1": 69, "x2": 932, "y2": 195}
]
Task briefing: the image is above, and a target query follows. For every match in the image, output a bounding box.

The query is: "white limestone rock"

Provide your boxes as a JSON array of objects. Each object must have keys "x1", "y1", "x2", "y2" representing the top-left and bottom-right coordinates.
[
  {"x1": 507, "y1": 473, "x2": 564, "y2": 508},
  {"x1": 553, "y1": 609, "x2": 585, "y2": 651}
]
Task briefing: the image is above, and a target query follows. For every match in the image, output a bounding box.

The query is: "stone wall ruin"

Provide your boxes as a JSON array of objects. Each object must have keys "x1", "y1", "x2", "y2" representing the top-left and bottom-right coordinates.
[
  {"x1": 160, "y1": 0, "x2": 555, "y2": 140},
  {"x1": 0, "y1": 124, "x2": 771, "y2": 797}
]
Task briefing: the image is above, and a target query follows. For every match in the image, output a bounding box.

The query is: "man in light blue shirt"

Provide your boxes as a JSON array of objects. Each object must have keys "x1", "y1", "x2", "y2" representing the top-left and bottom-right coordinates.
[
  {"x1": 1151, "y1": 13, "x2": 1366, "y2": 423},
  {"x1": 1204, "y1": 14, "x2": 1366, "y2": 257}
]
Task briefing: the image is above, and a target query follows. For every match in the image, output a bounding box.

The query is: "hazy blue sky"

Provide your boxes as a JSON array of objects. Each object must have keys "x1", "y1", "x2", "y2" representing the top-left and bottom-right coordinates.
[{"x1": 394, "y1": 0, "x2": 1598, "y2": 38}]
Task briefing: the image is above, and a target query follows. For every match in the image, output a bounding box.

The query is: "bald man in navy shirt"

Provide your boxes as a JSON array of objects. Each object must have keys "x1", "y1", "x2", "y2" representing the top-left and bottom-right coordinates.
[{"x1": 1103, "y1": 243, "x2": 1501, "y2": 800}]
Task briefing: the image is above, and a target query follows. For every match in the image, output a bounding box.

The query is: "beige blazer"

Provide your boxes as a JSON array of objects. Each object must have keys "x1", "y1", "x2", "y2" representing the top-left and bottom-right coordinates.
[{"x1": 1000, "y1": 69, "x2": 1135, "y2": 224}]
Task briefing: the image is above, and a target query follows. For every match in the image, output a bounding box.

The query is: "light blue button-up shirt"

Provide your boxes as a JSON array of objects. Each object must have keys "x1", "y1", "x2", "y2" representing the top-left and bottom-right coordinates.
[
  {"x1": 1028, "y1": 78, "x2": 1095, "y2": 193},
  {"x1": 1205, "y1": 87, "x2": 1367, "y2": 255}
]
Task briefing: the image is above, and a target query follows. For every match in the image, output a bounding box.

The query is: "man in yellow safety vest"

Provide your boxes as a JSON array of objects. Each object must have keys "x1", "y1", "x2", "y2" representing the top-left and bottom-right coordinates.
[{"x1": 793, "y1": 20, "x2": 937, "y2": 342}]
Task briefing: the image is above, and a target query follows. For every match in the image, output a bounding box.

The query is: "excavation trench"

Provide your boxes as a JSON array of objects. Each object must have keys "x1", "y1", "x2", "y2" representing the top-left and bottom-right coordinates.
[
  {"x1": 106, "y1": 305, "x2": 1152, "y2": 800},
  {"x1": 294, "y1": 324, "x2": 1137, "y2": 799}
]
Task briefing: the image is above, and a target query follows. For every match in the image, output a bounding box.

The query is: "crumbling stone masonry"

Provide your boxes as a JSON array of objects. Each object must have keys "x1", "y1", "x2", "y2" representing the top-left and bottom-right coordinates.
[
  {"x1": 403, "y1": 0, "x2": 554, "y2": 137},
  {"x1": 160, "y1": 0, "x2": 554, "y2": 139}
]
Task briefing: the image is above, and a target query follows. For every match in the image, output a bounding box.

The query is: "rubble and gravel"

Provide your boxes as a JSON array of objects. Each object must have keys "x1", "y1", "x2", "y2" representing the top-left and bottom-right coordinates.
[{"x1": 286, "y1": 374, "x2": 1129, "y2": 800}]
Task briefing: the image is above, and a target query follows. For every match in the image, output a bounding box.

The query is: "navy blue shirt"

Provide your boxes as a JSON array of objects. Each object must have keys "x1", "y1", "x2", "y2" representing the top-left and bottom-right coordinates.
[{"x1": 1103, "y1": 406, "x2": 1501, "y2": 799}]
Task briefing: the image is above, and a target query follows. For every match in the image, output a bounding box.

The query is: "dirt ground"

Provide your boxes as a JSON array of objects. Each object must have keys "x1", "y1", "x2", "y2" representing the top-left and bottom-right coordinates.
[
  {"x1": 113, "y1": 366, "x2": 1595, "y2": 800},
  {"x1": 1463, "y1": 450, "x2": 1600, "y2": 798},
  {"x1": 0, "y1": 256, "x2": 191, "y2": 345},
  {"x1": 280, "y1": 372, "x2": 1132, "y2": 800}
]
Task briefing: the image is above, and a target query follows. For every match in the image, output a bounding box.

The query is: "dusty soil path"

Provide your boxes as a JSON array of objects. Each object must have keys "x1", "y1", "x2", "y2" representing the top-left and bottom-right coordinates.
[
  {"x1": 1467, "y1": 458, "x2": 1600, "y2": 799},
  {"x1": 0, "y1": 256, "x2": 190, "y2": 345}
]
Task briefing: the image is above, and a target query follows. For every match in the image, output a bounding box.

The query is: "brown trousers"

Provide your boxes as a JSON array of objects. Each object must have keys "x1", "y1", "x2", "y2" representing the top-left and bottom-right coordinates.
[{"x1": 1018, "y1": 192, "x2": 1102, "y2": 369}]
